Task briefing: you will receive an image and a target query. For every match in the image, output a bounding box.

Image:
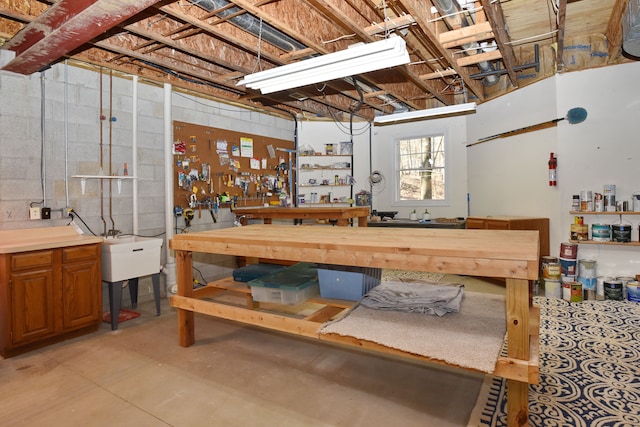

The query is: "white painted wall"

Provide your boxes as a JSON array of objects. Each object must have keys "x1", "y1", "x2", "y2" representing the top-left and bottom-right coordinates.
[
  {"x1": 555, "y1": 62, "x2": 640, "y2": 278},
  {"x1": 370, "y1": 115, "x2": 470, "y2": 219},
  {"x1": 468, "y1": 61, "x2": 640, "y2": 279},
  {"x1": 466, "y1": 77, "x2": 561, "y2": 245}
]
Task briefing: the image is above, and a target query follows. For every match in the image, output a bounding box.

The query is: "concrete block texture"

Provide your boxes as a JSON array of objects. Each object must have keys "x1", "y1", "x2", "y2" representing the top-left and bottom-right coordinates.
[{"x1": 0, "y1": 61, "x2": 295, "y2": 255}]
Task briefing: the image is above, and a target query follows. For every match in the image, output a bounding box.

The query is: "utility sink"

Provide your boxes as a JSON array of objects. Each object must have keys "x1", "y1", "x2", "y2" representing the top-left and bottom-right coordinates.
[{"x1": 102, "y1": 236, "x2": 163, "y2": 282}]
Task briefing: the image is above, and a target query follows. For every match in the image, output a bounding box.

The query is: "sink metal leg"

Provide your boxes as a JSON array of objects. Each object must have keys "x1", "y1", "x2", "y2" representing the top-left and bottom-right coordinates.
[
  {"x1": 152, "y1": 273, "x2": 161, "y2": 316},
  {"x1": 107, "y1": 280, "x2": 124, "y2": 331},
  {"x1": 128, "y1": 278, "x2": 139, "y2": 309}
]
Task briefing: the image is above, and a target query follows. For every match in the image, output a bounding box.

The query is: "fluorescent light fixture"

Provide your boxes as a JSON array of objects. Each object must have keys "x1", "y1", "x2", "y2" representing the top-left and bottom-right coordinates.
[
  {"x1": 237, "y1": 35, "x2": 409, "y2": 94},
  {"x1": 373, "y1": 102, "x2": 477, "y2": 125}
]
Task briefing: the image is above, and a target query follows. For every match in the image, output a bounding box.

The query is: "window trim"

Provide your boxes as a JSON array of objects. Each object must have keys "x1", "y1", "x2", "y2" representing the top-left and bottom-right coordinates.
[{"x1": 391, "y1": 130, "x2": 450, "y2": 208}]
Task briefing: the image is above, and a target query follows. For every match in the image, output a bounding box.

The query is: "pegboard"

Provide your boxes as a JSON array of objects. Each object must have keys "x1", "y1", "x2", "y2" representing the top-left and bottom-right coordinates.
[{"x1": 173, "y1": 121, "x2": 295, "y2": 211}]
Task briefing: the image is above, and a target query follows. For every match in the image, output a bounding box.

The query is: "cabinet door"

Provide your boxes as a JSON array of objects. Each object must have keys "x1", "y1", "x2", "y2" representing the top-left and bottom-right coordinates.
[
  {"x1": 465, "y1": 218, "x2": 486, "y2": 229},
  {"x1": 10, "y1": 268, "x2": 56, "y2": 345},
  {"x1": 484, "y1": 219, "x2": 510, "y2": 230},
  {"x1": 61, "y1": 260, "x2": 101, "y2": 331}
]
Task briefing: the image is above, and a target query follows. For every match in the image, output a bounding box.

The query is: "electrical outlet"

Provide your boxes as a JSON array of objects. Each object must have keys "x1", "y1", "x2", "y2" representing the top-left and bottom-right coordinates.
[{"x1": 29, "y1": 207, "x2": 41, "y2": 220}]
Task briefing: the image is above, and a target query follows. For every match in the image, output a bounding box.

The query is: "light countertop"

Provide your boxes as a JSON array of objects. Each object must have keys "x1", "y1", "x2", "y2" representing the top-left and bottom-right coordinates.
[{"x1": 0, "y1": 226, "x2": 103, "y2": 254}]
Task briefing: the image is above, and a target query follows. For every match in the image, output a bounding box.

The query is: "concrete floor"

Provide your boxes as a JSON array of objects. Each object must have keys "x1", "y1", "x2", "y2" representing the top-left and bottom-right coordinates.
[{"x1": 0, "y1": 276, "x2": 504, "y2": 427}]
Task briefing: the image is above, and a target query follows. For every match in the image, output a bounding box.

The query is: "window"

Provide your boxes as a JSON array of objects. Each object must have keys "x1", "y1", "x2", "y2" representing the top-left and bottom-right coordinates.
[{"x1": 396, "y1": 135, "x2": 446, "y2": 203}]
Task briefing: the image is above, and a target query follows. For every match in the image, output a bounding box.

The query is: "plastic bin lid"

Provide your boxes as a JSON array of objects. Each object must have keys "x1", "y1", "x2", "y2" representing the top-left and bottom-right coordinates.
[{"x1": 248, "y1": 262, "x2": 319, "y2": 290}]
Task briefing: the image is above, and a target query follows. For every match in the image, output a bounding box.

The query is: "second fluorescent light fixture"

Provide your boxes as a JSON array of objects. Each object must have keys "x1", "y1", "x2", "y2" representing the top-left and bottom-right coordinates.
[
  {"x1": 373, "y1": 102, "x2": 477, "y2": 125},
  {"x1": 237, "y1": 35, "x2": 410, "y2": 94}
]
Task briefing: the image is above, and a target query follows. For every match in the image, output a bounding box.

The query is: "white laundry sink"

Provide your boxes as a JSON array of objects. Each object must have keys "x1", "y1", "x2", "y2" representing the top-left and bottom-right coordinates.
[{"x1": 102, "y1": 236, "x2": 163, "y2": 282}]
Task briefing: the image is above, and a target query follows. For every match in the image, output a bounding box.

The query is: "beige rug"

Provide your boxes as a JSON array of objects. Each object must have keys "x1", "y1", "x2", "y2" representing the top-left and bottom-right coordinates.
[{"x1": 319, "y1": 285, "x2": 507, "y2": 374}]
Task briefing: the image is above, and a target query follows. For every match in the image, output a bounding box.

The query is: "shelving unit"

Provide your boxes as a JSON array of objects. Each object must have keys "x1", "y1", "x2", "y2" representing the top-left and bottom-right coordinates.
[
  {"x1": 569, "y1": 211, "x2": 639, "y2": 245},
  {"x1": 72, "y1": 175, "x2": 137, "y2": 194},
  {"x1": 297, "y1": 145, "x2": 354, "y2": 206}
]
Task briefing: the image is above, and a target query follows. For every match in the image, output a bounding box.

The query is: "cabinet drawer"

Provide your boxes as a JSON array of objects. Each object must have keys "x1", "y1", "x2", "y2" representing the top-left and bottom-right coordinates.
[
  {"x1": 62, "y1": 244, "x2": 99, "y2": 263},
  {"x1": 11, "y1": 250, "x2": 54, "y2": 271}
]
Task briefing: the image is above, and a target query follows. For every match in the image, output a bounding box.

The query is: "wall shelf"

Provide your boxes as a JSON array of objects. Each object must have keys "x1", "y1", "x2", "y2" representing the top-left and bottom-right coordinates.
[
  {"x1": 570, "y1": 211, "x2": 640, "y2": 215},
  {"x1": 570, "y1": 240, "x2": 640, "y2": 246},
  {"x1": 72, "y1": 175, "x2": 137, "y2": 194}
]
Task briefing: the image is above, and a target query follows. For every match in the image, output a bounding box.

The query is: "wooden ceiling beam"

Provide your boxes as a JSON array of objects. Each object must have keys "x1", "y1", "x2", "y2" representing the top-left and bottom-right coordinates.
[
  {"x1": 2, "y1": 0, "x2": 163, "y2": 74},
  {"x1": 439, "y1": 21, "x2": 493, "y2": 46},
  {"x1": 364, "y1": 15, "x2": 416, "y2": 36},
  {"x1": 420, "y1": 68, "x2": 457, "y2": 80},
  {"x1": 479, "y1": 0, "x2": 518, "y2": 87},
  {"x1": 395, "y1": 0, "x2": 484, "y2": 102},
  {"x1": 456, "y1": 49, "x2": 502, "y2": 67},
  {"x1": 555, "y1": 0, "x2": 568, "y2": 71},
  {"x1": 306, "y1": 0, "x2": 451, "y2": 109}
]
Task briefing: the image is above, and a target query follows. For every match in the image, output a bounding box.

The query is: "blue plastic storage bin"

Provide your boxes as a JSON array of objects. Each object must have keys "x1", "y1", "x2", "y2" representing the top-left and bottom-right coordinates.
[{"x1": 317, "y1": 265, "x2": 381, "y2": 301}]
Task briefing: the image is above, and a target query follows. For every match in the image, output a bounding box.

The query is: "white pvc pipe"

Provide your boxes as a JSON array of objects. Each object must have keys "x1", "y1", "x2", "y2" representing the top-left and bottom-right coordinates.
[
  {"x1": 163, "y1": 83, "x2": 177, "y2": 293},
  {"x1": 132, "y1": 75, "x2": 139, "y2": 234}
]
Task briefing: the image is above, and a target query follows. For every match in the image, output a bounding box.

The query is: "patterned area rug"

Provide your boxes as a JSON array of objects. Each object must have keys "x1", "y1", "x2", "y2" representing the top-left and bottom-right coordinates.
[{"x1": 468, "y1": 297, "x2": 640, "y2": 426}]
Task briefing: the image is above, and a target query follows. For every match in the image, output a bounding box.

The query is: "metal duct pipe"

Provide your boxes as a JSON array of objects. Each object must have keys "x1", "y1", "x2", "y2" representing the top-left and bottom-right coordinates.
[
  {"x1": 433, "y1": 0, "x2": 499, "y2": 87},
  {"x1": 188, "y1": 0, "x2": 306, "y2": 52}
]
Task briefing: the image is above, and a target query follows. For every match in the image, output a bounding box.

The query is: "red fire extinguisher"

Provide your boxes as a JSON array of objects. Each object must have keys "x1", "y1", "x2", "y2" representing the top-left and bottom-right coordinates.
[{"x1": 548, "y1": 152, "x2": 557, "y2": 186}]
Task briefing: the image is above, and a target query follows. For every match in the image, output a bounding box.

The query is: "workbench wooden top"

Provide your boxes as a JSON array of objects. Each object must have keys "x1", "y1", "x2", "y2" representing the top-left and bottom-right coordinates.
[
  {"x1": 0, "y1": 226, "x2": 103, "y2": 254},
  {"x1": 171, "y1": 225, "x2": 539, "y2": 280}
]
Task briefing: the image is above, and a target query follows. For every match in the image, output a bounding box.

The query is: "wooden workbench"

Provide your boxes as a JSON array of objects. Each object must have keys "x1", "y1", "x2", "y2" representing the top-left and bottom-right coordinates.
[
  {"x1": 233, "y1": 206, "x2": 370, "y2": 227},
  {"x1": 170, "y1": 225, "x2": 539, "y2": 427}
]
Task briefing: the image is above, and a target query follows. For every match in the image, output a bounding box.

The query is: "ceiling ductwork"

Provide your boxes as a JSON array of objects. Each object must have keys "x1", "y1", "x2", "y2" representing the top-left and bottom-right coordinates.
[
  {"x1": 188, "y1": 0, "x2": 307, "y2": 52},
  {"x1": 432, "y1": 0, "x2": 499, "y2": 87}
]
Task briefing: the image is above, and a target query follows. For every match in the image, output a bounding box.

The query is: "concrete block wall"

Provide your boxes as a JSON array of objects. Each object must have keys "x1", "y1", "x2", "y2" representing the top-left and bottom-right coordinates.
[{"x1": 0, "y1": 62, "x2": 296, "y2": 305}]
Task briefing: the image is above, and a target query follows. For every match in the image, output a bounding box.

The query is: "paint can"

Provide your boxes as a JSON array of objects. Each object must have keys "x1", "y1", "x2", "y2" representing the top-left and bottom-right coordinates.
[
  {"x1": 562, "y1": 282, "x2": 572, "y2": 301},
  {"x1": 580, "y1": 190, "x2": 593, "y2": 212},
  {"x1": 560, "y1": 242, "x2": 578, "y2": 259},
  {"x1": 591, "y1": 224, "x2": 611, "y2": 242},
  {"x1": 594, "y1": 193, "x2": 604, "y2": 212},
  {"x1": 570, "y1": 224, "x2": 588, "y2": 241},
  {"x1": 604, "y1": 185, "x2": 616, "y2": 212},
  {"x1": 596, "y1": 276, "x2": 611, "y2": 300},
  {"x1": 611, "y1": 220, "x2": 632, "y2": 243},
  {"x1": 627, "y1": 281, "x2": 640, "y2": 302},
  {"x1": 542, "y1": 261, "x2": 561, "y2": 280},
  {"x1": 616, "y1": 275, "x2": 635, "y2": 300},
  {"x1": 571, "y1": 282, "x2": 583, "y2": 302},
  {"x1": 545, "y1": 280, "x2": 562, "y2": 299},
  {"x1": 578, "y1": 259, "x2": 597, "y2": 278},
  {"x1": 559, "y1": 257, "x2": 577, "y2": 277},
  {"x1": 633, "y1": 193, "x2": 640, "y2": 212},
  {"x1": 578, "y1": 276, "x2": 596, "y2": 290},
  {"x1": 571, "y1": 195, "x2": 581, "y2": 211},
  {"x1": 604, "y1": 280, "x2": 623, "y2": 301}
]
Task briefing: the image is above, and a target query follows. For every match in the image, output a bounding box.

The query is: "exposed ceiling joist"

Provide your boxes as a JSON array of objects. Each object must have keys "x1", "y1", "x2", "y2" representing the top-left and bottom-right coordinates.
[
  {"x1": 2, "y1": 0, "x2": 162, "y2": 74},
  {"x1": 0, "y1": 0, "x2": 631, "y2": 122}
]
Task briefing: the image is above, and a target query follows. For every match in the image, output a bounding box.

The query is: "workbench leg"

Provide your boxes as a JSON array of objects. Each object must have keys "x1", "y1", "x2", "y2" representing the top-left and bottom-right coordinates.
[
  {"x1": 507, "y1": 379, "x2": 529, "y2": 427},
  {"x1": 505, "y1": 278, "x2": 531, "y2": 426},
  {"x1": 357, "y1": 215, "x2": 368, "y2": 227},
  {"x1": 175, "y1": 250, "x2": 195, "y2": 347}
]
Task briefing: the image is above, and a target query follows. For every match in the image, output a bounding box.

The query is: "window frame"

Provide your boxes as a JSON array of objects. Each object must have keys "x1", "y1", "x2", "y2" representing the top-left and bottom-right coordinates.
[{"x1": 392, "y1": 130, "x2": 451, "y2": 208}]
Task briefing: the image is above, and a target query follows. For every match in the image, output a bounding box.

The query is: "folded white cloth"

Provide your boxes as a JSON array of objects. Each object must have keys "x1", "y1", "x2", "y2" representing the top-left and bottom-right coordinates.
[{"x1": 359, "y1": 280, "x2": 464, "y2": 316}]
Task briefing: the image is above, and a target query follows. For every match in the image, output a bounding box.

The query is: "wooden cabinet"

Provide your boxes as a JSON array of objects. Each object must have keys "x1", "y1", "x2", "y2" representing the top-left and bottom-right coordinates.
[
  {"x1": 1, "y1": 243, "x2": 102, "y2": 358},
  {"x1": 467, "y1": 216, "x2": 550, "y2": 259}
]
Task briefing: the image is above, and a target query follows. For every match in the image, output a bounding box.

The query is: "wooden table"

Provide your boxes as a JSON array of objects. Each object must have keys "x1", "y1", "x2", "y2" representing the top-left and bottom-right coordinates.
[
  {"x1": 170, "y1": 225, "x2": 540, "y2": 427},
  {"x1": 233, "y1": 206, "x2": 370, "y2": 227}
]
